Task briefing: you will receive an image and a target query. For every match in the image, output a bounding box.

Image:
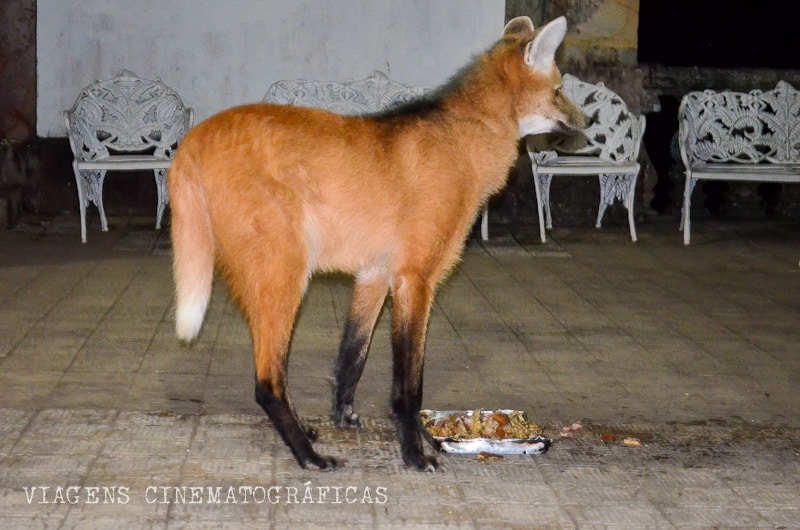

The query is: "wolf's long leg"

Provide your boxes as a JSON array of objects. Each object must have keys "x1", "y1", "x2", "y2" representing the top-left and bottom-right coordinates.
[
  {"x1": 247, "y1": 272, "x2": 340, "y2": 471},
  {"x1": 332, "y1": 271, "x2": 389, "y2": 428},
  {"x1": 220, "y1": 199, "x2": 340, "y2": 471},
  {"x1": 255, "y1": 376, "x2": 339, "y2": 470},
  {"x1": 390, "y1": 271, "x2": 438, "y2": 471}
]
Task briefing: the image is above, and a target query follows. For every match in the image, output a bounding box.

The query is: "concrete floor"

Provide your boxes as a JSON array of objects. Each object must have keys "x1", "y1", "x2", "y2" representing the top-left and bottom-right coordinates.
[{"x1": 1, "y1": 213, "x2": 799, "y2": 529}]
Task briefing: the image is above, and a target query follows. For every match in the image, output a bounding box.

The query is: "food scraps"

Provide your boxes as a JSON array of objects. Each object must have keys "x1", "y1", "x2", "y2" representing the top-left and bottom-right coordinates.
[
  {"x1": 559, "y1": 422, "x2": 583, "y2": 439},
  {"x1": 420, "y1": 410, "x2": 543, "y2": 440}
]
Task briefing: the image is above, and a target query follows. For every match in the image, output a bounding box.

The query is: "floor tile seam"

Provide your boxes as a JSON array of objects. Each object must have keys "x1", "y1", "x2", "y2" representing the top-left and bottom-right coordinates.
[
  {"x1": 546, "y1": 256, "x2": 668, "y2": 341},
  {"x1": 562, "y1": 248, "x2": 776, "y2": 372},
  {"x1": 326, "y1": 280, "x2": 346, "y2": 330},
  {"x1": 2, "y1": 408, "x2": 123, "y2": 528},
  {"x1": 134, "y1": 310, "x2": 182, "y2": 377},
  {"x1": 74, "y1": 261, "x2": 169, "y2": 381},
  {"x1": 0, "y1": 259, "x2": 99, "y2": 366},
  {"x1": 496, "y1": 255, "x2": 614, "y2": 326},
  {"x1": 484, "y1": 259, "x2": 610, "y2": 378},
  {"x1": 0, "y1": 321, "x2": 36, "y2": 364},
  {"x1": 640, "y1": 479, "x2": 752, "y2": 512},
  {"x1": 524, "y1": 476, "x2": 581, "y2": 530},
  {"x1": 12, "y1": 411, "x2": 800, "y2": 448},
  {"x1": 3, "y1": 407, "x2": 41, "y2": 459},
  {"x1": 731, "y1": 230, "x2": 800, "y2": 270},
  {"x1": 636, "y1": 241, "x2": 796, "y2": 346},
  {"x1": 455, "y1": 257, "x2": 543, "y2": 332},
  {"x1": 1, "y1": 258, "x2": 118, "y2": 397},
  {"x1": 534, "y1": 251, "x2": 689, "y2": 326},
  {"x1": 442, "y1": 453, "x2": 489, "y2": 530},
  {"x1": 647, "y1": 317, "x2": 768, "y2": 382},
  {"x1": 186, "y1": 290, "x2": 285, "y2": 527},
  {"x1": 165, "y1": 410, "x2": 203, "y2": 526},
  {"x1": 58, "y1": 409, "x2": 129, "y2": 528},
  {"x1": 430, "y1": 290, "x2": 484, "y2": 367},
  {"x1": 61, "y1": 251, "x2": 146, "y2": 342},
  {"x1": 266, "y1": 426, "x2": 280, "y2": 529},
  {"x1": 203, "y1": 288, "x2": 251, "y2": 389},
  {"x1": 715, "y1": 476, "x2": 785, "y2": 525},
  {"x1": 201, "y1": 322, "x2": 270, "y2": 428},
  {"x1": 0, "y1": 261, "x2": 46, "y2": 313}
]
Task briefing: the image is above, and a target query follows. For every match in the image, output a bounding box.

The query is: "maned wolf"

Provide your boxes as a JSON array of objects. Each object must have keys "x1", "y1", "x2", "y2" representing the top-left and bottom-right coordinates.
[{"x1": 169, "y1": 16, "x2": 584, "y2": 471}]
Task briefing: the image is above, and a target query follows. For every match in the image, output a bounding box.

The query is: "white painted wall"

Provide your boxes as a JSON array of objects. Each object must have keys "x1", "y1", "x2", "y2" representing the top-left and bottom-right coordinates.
[{"x1": 37, "y1": 0, "x2": 504, "y2": 137}]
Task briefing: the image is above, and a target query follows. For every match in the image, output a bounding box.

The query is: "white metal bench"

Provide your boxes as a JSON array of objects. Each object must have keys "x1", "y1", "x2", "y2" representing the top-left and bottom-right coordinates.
[
  {"x1": 263, "y1": 70, "x2": 429, "y2": 116},
  {"x1": 64, "y1": 70, "x2": 193, "y2": 242},
  {"x1": 678, "y1": 81, "x2": 800, "y2": 245},
  {"x1": 480, "y1": 73, "x2": 646, "y2": 243}
]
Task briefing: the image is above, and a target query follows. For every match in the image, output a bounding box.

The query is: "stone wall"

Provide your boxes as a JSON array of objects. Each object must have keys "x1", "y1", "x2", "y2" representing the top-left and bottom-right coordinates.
[
  {"x1": 507, "y1": 0, "x2": 638, "y2": 68},
  {"x1": 0, "y1": 0, "x2": 35, "y2": 143},
  {"x1": 0, "y1": 0, "x2": 37, "y2": 227}
]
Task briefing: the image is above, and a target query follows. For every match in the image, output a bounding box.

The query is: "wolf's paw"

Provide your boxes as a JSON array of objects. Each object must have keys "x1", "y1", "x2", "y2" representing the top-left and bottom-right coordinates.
[
  {"x1": 331, "y1": 406, "x2": 362, "y2": 429},
  {"x1": 302, "y1": 453, "x2": 343, "y2": 472},
  {"x1": 304, "y1": 426, "x2": 318, "y2": 442},
  {"x1": 403, "y1": 450, "x2": 439, "y2": 472}
]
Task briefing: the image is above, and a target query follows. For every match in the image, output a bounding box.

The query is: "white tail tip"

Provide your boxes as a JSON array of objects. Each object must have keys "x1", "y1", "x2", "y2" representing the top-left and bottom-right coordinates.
[{"x1": 175, "y1": 291, "x2": 210, "y2": 342}]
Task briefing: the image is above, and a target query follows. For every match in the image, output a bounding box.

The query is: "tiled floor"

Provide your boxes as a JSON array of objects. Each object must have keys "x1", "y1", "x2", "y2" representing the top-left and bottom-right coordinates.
[{"x1": 1, "y1": 214, "x2": 799, "y2": 528}]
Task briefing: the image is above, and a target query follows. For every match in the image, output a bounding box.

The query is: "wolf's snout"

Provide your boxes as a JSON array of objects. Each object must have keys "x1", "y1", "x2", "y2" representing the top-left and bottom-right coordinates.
[{"x1": 555, "y1": 116, "x2": 586, "y2": 136}]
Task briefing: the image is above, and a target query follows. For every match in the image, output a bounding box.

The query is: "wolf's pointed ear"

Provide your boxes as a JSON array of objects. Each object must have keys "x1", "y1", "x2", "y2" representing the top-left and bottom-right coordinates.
[
  {"x1": 503, "y1": 16, "x2": 534, "y2": 38},
  {"x1": 524, "y1": 16, "x2": 568, "y2": 73}
]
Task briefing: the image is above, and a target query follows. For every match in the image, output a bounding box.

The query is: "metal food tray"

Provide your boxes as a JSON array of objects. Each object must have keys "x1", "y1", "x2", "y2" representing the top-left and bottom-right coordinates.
[{"x1": 420, "y1": 409, "x2": 552, "y2": 455}]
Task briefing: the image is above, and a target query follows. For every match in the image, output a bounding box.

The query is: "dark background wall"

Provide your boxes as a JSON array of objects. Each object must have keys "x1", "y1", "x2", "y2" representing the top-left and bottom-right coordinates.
[{"x1": 639, "y1": 0, "x2": 799, "y2": 70}]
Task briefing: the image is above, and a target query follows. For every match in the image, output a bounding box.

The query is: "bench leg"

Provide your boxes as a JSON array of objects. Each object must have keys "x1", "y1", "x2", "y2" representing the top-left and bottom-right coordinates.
[
  {"x1": 72, "y1": 163, "x2": 88, "y2": 243},
  {"x1": 597, "y1": 173, "x2": 637, "y2": 242},
  {"x1": 73, "y1": 166, "x2": 107, "y2": 242},
  {"x1": 597, "y1": 175, "x2": 609, "y2": 228},
  {"x1": 680, "y1": 175, "x2": 696, "y2": 245},
  {"x1": 624, "y1": 172, "x2": 638, "y2": 243},
  {"x1": 154, "y1": 168, "x2": 169, "y2": 230},
  {"x1": 96, "y1": 170, "x2": 108, "y2": 233},
  {"x1": 532, "y1": 169, "x2": 552, "y2": 244}
]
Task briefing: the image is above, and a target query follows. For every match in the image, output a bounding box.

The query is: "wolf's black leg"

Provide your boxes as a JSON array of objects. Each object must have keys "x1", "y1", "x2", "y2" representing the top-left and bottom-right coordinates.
[
  {"x1": 255, "y1": 379, "x2": 340, "y2": 470},
  {"x1": 390, "y1": 274, "x2": 438, "y2": 472},
  {"x1": 331, "y1": 275, "x2": 387, "y2": 428},
  {"x1": 332, "y1": 319, "x2": 371, "y2": 427}
]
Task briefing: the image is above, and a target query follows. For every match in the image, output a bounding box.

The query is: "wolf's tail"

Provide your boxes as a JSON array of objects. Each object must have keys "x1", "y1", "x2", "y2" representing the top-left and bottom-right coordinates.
[{"x1": 169, "y1": 153, "x2": 215, "y2": 342}]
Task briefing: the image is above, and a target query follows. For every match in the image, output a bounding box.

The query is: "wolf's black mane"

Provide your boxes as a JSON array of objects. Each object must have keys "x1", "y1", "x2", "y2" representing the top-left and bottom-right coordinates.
[
  {"x1": 366, "y1": 93, "x2": 446, "y2": 121},
  {"x1": 365, "y1": 51, "x2": 487, "y2": 122}
]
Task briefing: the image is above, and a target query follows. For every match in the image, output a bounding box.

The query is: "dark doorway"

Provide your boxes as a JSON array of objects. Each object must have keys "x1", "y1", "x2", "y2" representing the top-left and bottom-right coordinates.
[{"x1": 639, "y1": 1, "x2": 800, "y2": 69}]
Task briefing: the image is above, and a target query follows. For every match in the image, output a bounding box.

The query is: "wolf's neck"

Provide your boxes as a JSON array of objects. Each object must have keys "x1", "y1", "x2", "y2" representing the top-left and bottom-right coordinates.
[{"x1": 439, "y1": 70, "x2": 521, "y2": 198}]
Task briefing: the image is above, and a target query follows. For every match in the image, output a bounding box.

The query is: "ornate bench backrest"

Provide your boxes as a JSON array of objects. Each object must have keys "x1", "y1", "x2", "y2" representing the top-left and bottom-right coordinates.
[
  {"x1": 781, "y1": 81, "x2": 800, "y2": 162},
  {"x1": 65, "y1": 70, "x2": 193, "y2": 162},
  {"x1": 679, "y1": 80, "x2": 798, "y2": 166},
  {"x1": 548, "y1": 74, "x2": 645, "y2": 163},
  {"x1": 263, "y1": 70, "x2": 430, "y2": 115}
]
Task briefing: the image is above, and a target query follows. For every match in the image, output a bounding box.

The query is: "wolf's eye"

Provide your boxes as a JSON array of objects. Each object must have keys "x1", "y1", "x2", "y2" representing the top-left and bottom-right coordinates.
[{"x1": 555, "y1": 86, "x2": 563, "y2": 97}]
